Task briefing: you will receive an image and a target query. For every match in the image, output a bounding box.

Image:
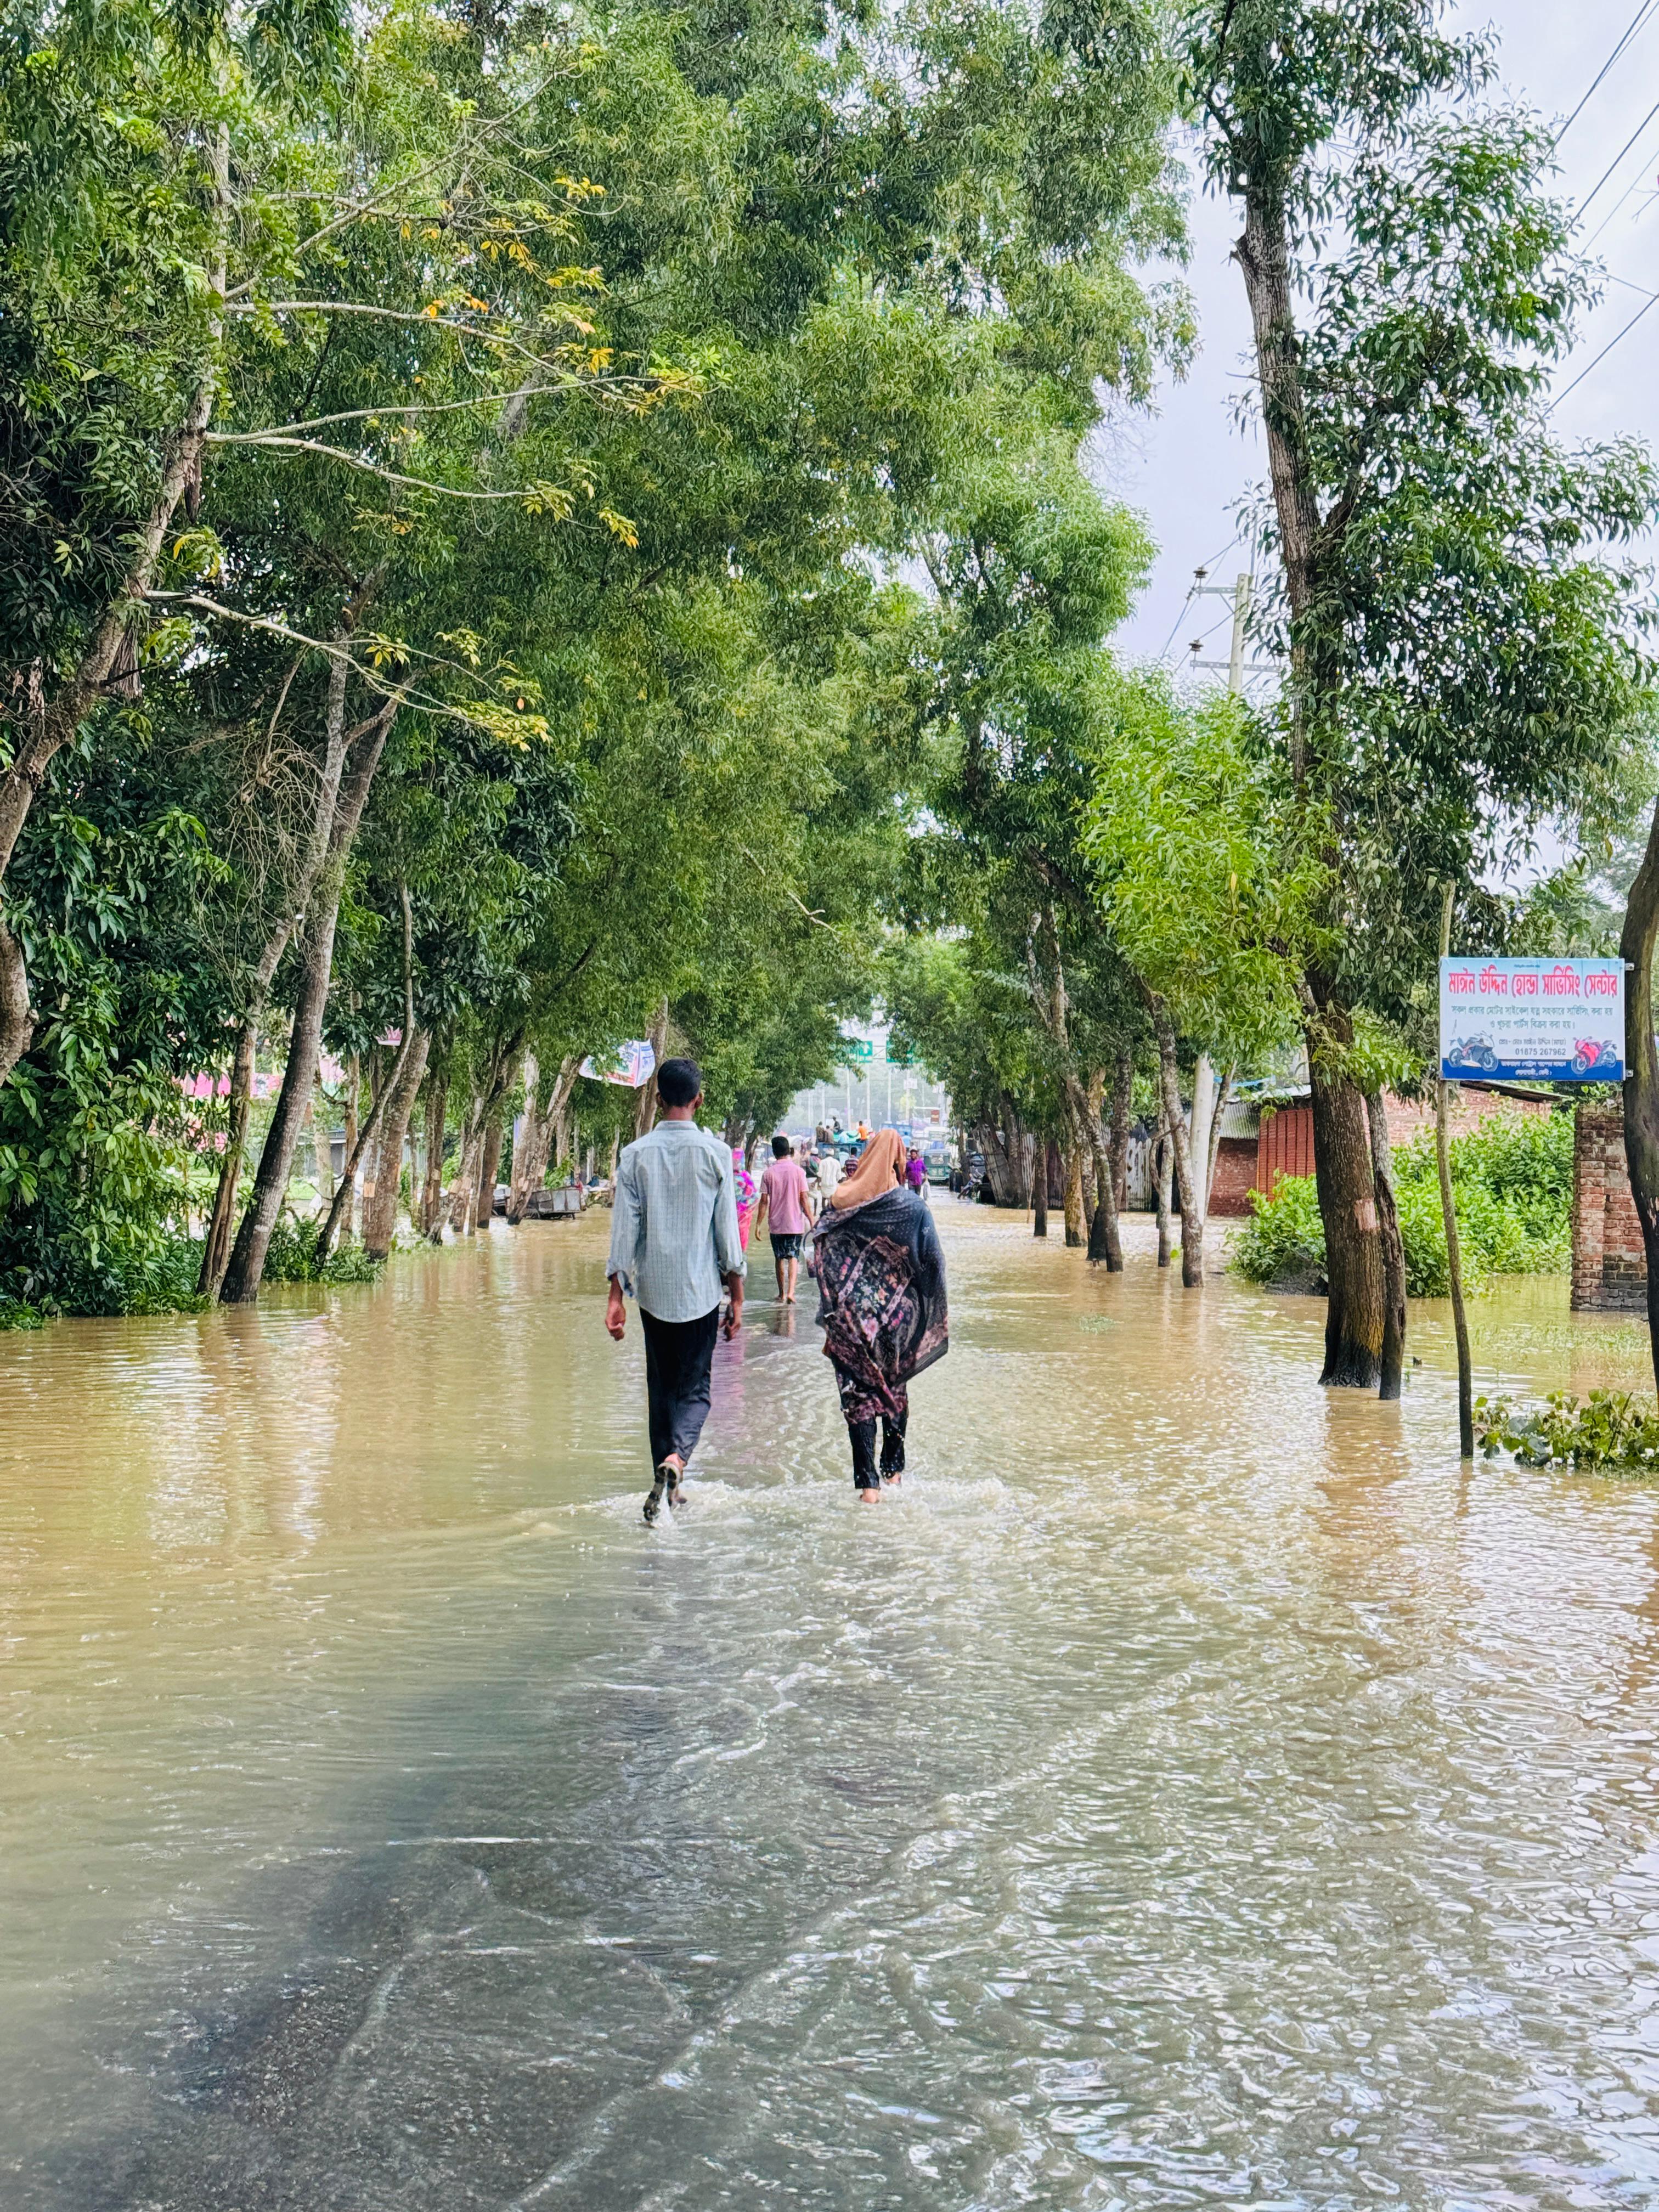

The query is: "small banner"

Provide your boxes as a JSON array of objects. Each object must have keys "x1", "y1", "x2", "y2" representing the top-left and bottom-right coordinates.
[
  {"x1": 579, "y1": 1040, "x2": 657, "y2": 1088},
  {"x1": 1439, "y1": 957, "x2": 1624, "y2": 1082}
]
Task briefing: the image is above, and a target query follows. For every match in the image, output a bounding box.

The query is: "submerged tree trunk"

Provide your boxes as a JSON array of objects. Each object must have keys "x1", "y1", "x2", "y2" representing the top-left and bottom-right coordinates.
[
  {"x1": 476, "y1": 1113, "x2": 504, "y2": 1227},
  {"x1": 420, "y1": 1071, "x2": 449, "y2": 1238},
  {"x1": 1062, "y1": 1137, "x2": 1085, "y2": 1246},
  {"x1": 507, "y1": 1053, "x2": 578, "y2": 1221},
  {"x1": 1154, "y1": 1102, "x2": 1173, "y2": 1268},
  {"x1": 1150, "y1": 1003, "x2": 1202, "y2": 1286},
  {"x1": 219, "y1": 697, "x2": 396, "y2": 1304},
  {"x1": 1110, "y1": 1049, "x2": 1133, "y2": 1214},
  {"x1": 198, "y1": 1016, "x2": 260, "y2": 1297},
  {"x1": 340, "y1": 1052, "x2": 361, "y2": 1244},
  {"x1": 1306, "y1": 1000, "x2": 1386, "y2": 1386},
  {"x1": 1366, "y1": 1088, "x2": 1407, "y2": 1403},
  {"x1": 447, "y1": 1099, "x2": 486, "y2": 1235},
  {"x1": 362, "y1": 1030, "x2": 429, "y2": 1261},
  {"x1": 1622, "y1": 787, "x2": 1659, "y2": 1401},
  {"x1": 1189, "y1": 1053, "x2": 1218, "y2": 1223},
  {"x1": 1033, "y1": 1138, "x2": 1049, "y2": 1237}
]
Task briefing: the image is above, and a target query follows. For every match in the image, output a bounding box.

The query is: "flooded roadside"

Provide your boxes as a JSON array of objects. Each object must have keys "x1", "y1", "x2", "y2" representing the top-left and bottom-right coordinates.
[{"x1": 4, "y1": 1209, "x2": 1659, "y2": 2207}]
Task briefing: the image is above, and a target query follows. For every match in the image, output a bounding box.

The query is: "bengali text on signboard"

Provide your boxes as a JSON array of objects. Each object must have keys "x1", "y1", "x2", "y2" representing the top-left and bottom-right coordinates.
[{"x1": 1439, "y1": 957, "x2": 1624, "y2": 1082}]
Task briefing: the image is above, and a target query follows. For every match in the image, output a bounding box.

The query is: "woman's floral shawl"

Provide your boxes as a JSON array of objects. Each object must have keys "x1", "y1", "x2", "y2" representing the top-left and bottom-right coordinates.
[{"x1": 811, "y1": 1186, "x2": 949, "y2": 1421}]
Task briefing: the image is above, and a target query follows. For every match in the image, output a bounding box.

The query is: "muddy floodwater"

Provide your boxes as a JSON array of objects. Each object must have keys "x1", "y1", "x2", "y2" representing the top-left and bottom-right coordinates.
[{"x1": 7, "y1": 1209, "x2": 1659, "y2": 2209}]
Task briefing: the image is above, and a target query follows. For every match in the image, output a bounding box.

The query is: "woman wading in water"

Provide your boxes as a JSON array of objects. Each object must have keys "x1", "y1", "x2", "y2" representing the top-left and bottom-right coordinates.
[{"x1": 811, "y1": 1128, "x2": 949, "y2": 1502}]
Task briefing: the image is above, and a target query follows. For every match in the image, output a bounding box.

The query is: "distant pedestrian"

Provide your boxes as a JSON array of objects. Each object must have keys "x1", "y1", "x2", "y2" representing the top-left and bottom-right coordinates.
[
  {"x1": 732, "y1": 1147, "x2": 757, "y2": 1250},
  {"x1": 906, "y1": 1150, "x2": 928, "y2": 1200},
  {"x1": 606, "y1": 1058, "x2": 746, "y2": 1525},
  {"x1": 812, "y1": 1128, "x2": 949, "y2": 1504},
  {"x1": 755, "y1": 1132, "x2": 811, "y2": 1304},
  {"x1": 816, "y1": 1148, "x2": 842, "y2": 1203}
]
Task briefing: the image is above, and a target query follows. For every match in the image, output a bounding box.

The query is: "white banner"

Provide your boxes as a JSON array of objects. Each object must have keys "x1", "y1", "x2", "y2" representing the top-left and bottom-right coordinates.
[{"x1": 578, "y1": 1040, "x2": 657, "y2": 1088}]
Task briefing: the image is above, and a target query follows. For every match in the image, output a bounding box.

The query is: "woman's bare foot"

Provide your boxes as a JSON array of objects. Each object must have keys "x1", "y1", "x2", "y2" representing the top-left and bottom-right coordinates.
[{"x1": 858, "y1": 1488, "x2": 881, "y2": 1504}]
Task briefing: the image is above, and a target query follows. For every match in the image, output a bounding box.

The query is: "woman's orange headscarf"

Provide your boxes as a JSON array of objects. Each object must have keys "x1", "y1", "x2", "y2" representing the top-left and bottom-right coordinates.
[{"x1": 830, "y1": 1127, "x2": 906, "y2": 1210}]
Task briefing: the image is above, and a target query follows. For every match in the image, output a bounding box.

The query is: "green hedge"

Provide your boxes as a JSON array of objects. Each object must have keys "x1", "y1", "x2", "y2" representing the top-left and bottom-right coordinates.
[{"x1": 1233, "y1": 1109, "x2": 1574, "y2": 1296}]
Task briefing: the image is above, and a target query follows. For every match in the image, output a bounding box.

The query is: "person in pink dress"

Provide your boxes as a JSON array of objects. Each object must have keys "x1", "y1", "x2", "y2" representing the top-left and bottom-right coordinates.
[
  {"x1": 755, "y1": 1134, "x2": 811, "y2": 1303},
  {"x1": 731, "y1": 1148, "x2": 757, "y2": 1250}
]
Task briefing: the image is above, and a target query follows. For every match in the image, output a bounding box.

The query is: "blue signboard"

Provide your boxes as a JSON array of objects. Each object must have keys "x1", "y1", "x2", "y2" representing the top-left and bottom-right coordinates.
[{"x1": 1439, "y1": 957, "x2": 1624, "y2": 1082}]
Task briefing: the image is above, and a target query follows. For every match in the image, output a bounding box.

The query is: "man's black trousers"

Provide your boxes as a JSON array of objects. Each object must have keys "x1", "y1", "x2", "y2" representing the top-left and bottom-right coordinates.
[{"x1": 640, "y1": 1306, "x2": 720, "y2": 1470}]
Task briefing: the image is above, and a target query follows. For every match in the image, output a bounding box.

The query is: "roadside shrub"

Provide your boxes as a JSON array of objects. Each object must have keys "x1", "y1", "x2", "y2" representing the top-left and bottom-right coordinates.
[
  {"x1": 261, "y1": 1215, "x2": 385, "y2": 1286},
  {"x1": 1234, "y1": 1109, "x2": 1573, "y2": 1295}
]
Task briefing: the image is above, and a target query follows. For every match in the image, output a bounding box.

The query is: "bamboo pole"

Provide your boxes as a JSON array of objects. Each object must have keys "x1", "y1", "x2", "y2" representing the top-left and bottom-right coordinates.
[{"x1": 1435, "y1": 883, "x2": 1474, "y2": 1458}]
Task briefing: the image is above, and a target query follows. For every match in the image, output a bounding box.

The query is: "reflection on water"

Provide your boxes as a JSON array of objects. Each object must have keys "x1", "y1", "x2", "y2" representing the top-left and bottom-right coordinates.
[{"x1": 4, "y1": 1212, "x2": 1659, "y2": 2207}]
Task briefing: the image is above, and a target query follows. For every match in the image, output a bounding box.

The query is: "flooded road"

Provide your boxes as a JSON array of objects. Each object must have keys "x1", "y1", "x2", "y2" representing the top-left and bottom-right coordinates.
[{"x1": 5, "y1": 1208, "x2": 1659, "y2": 2208}]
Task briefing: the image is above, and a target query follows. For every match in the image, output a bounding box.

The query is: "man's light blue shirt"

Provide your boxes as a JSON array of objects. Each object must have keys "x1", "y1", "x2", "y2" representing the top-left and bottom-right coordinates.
[{"x1": 607, "y1": 1120, "x2": 747, "y2": 1322}]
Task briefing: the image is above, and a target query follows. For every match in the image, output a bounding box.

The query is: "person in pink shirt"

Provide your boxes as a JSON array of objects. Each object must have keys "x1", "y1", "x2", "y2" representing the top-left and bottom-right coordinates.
[{"x1": 755, "y1": 1134, "x2": 811, "y2": 1303}]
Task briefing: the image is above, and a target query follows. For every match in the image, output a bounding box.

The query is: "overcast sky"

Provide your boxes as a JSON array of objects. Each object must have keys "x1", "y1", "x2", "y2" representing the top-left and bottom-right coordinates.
[{"x1": 1107, "y1": 0, "x2": 1659, "y2": 670}]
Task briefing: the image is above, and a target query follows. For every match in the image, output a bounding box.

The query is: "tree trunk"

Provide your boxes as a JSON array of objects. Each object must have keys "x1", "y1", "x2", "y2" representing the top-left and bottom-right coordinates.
[
  {"x1": 219, "y1": 697, "x2": 396, "y2": 1304},
  {"x1": 1062, "y1": 1137, "x2": 1085, "y2": 1246},
  {"x1": 1189, "y1": 1053, "x2": 1218, "y2": 1223},
  {"x1": 1366, "y1": 1088, "x2": 1407, "y2": 1403},
  {"x1": 1154, "y1": 1102, "x2": 1174, "y2": 1268},
  {"x1": 447, "y1": 1099, "x2": 486, "y2": 1234},
  {"x1": 1110, "y1": 1049, "x2": 1133, "y2": 1213},
  {"x1": 507, "y1": 1052, "x2": 577, "y2": 1221},
  {"x1": 1206, "y1": 1065, "x2": 1234, "y2": 1220},
  {"x1": 1622, "y1": 788, "x2": 1659, "y2": 1400},
  {"x1": 362, "y1": 1029, "x2": 428, "y2": 1260},
  {"x1": 476, "y1": 1114, "x2": 504, "y2": 1227},
  {"x1": 1033, "y1": 1138, "x2": 1049, "y2": 1237},
  {"x1": 550, "y1": 1058, "x2": 578, "y2": 1181},
  {"x1": 420, "y1": 1072, "x2": 449, "y2": 1238},
  {"x1": 313, "y1": 1075, "x2": 336, "y2": 1208},
  {"x1": 339, "y1": 1051, "x2": 362, "y2": 1243},
  {"x1": 634, "y1": 998, "x2": 670, "y2": 1139},
  {"x1": 1237, "y1": 180, "x2": 1324, "y2": 785},
  {"x1": 198, "y1": 1017, "x2": 259, "y2": 1297},
  {"x1": 0, "y1": 915, "x2": 32, "y2": 1097},
  {"x1": 1308, "y1": 1036, "x2": 1386, "y2": 1386},
  {"x1": 1151, "y1": 1003, "x2": 1203, "y2": 1286}
]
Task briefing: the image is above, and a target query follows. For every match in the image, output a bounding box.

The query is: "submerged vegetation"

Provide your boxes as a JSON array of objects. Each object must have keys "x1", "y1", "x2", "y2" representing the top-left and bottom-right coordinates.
[
  {"x1": 1234, "y1": 1113, "x2": 1576, "y2": 1299},
  {"x1": 1475, "y1": 1391, "x2": 1659, "y2": 1475}
]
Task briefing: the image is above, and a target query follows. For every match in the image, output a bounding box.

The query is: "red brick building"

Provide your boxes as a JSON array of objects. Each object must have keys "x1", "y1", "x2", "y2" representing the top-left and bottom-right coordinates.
[{"x1": 1571, "y1": 1101, "x2": 1647, "y2": 1312}]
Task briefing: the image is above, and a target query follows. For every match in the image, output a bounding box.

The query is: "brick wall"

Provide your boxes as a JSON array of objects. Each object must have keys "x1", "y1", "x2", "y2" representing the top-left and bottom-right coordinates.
[
  {"x1": 1208, "y1": 1136, "x2": 1259, "y2": 1218},
  {"x1": 1572, "y1": 1101, "x2": 1647, "y2": 1312}
]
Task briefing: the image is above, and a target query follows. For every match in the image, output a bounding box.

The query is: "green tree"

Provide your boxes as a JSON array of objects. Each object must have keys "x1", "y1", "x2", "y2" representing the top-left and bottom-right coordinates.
[{"x1": 1156, "y1": 0, "x2": 1657, "y2": 1384}]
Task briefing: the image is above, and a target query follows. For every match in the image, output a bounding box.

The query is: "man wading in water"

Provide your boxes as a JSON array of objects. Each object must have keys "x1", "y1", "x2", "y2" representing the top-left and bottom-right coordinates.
[{"x1": 605, "y1": 1057, "x2": 745, "y2": 1524}]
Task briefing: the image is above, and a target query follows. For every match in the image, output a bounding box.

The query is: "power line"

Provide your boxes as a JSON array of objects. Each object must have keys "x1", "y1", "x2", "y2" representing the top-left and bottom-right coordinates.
[
  {"x1": 1555, "y1": 0, "x2": 1659, "y2": 148},
  {"x1": 1155, "y1": 587, "x2": 1197, "y2": 662},
  {"x1": 1155, "y1": 534, "x2": 1243, "y2": 664},
  {"x1": 1583, "y1": 169, "x2": 1659, "y2": 252},
  {"x1": 1549, "y1": 286, "x2": 1659, "y2": 410},
  {"x1": 1578, "y1": 89, "x2": 1659, "y2": 222}
]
